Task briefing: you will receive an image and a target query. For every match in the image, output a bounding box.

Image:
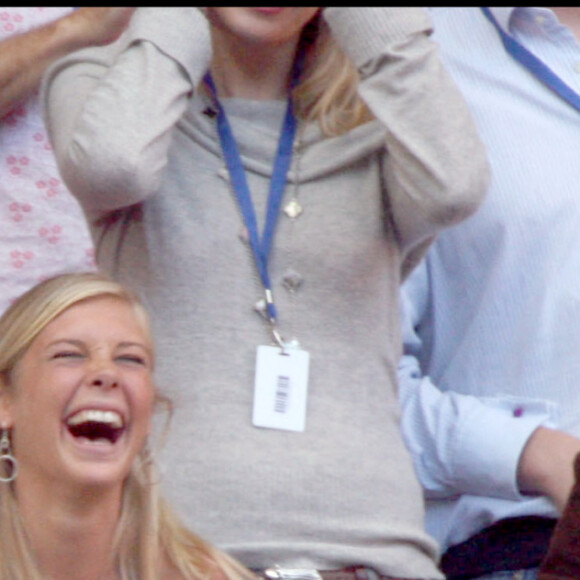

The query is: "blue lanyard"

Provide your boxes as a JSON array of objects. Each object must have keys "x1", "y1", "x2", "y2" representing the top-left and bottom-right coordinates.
[
  {"x1": 204, "y1": 73, "x2": 297, "y2": 325},
  {"x1": 481, "y1": 7, "x2": 580, "y2": 113}
]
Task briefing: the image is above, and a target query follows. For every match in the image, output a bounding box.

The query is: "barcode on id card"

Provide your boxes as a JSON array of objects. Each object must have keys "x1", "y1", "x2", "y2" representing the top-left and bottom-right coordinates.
[{"x1": 274, "y1": 375, "x2": 290, "y2": 413}]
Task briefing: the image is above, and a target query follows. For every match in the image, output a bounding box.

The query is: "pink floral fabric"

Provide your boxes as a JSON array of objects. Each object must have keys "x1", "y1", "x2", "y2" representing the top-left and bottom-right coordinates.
[{"x1": 0, "y1": 7, "x2": 95, "y2": 315}]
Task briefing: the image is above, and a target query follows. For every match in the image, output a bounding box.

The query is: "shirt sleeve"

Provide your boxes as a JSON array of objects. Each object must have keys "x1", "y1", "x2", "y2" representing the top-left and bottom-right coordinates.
[
  {"x1": 398, "y1": 260, "x2": 560, "y2": 500},
  {"x1": 42, "y1": 7, "x2": 212, "y2": 216},
  {"x1": 323, "y1": 7, "x2": 490, "y2": 276}
]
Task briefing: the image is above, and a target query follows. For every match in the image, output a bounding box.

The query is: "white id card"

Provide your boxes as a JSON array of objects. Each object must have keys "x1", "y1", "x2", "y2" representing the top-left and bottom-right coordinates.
[{"x1": 252, "y1": 344, "x2": 310, "y2": 432}]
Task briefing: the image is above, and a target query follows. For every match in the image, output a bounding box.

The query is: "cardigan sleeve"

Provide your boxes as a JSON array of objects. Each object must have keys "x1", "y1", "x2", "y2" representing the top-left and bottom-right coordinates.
[
  {"x1": 42, "y1": 7, "x2": 212, "y2": 217},
  {"x1": 323, "y1": 7, "x2": 490, "y2": 273}
]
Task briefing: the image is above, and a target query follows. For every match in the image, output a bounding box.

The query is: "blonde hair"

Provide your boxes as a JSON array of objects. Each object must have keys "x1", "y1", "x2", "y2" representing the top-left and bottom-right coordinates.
[
  {"x1": 292, "y1": 13, "x2": 373, "y2": 136},
  {"x1": 0, "y1": 272, "x2": 255, "y2": 580}
]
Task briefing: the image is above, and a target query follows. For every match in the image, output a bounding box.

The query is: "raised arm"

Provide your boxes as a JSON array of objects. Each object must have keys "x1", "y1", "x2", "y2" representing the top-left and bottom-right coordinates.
[
  {"x1": 323, "y1": 8, "x2": 490, "y2": 274},
  {"x1": 42, "y1": 8, "x2": 212, "y2": 216}
]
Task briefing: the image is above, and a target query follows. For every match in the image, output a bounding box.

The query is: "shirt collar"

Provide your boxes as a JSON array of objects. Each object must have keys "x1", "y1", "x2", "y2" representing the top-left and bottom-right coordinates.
[{"x1": 486, "y1": 7, "x2": 566, "y2": 36}]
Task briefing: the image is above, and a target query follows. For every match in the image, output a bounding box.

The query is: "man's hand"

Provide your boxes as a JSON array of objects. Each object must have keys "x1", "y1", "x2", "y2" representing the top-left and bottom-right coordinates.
[{"x1": 518, "y1": 426, "x2": 580, "y2": 512}]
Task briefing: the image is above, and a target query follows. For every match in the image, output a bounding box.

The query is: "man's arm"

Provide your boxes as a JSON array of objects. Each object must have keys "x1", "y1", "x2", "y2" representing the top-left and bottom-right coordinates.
[
  {"x1": 398, "y1": 260, "x2": 563, "y2": 502},
  {"x1": 0, "y1": 7, "x2": 134, "y2": 118}
]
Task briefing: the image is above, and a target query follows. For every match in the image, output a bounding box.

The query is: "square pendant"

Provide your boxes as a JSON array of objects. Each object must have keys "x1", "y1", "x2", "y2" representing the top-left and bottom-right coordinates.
[{"x1": 284, "y1": 199, "x2": 303, "y2": 219}]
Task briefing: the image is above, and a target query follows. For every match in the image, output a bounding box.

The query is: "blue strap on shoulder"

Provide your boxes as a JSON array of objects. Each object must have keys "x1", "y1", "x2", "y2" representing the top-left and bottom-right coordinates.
[{"x1": 481, "y1": 7, "x2": 580, "y2": 112}]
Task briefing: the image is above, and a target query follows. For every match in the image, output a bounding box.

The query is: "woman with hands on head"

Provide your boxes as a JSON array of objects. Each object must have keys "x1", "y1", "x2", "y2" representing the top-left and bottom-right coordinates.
[
  {"x1": 44, "y1": 8, "x2": 489, "y2": 579},
  {"x1": 0, "y1": 272, "x2": 255, "y2": 580}
]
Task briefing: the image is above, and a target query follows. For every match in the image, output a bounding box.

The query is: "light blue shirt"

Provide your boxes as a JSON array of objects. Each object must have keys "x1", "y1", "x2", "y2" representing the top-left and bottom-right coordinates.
[{"x1": 399, "y1": 7, "x2": 580, "y2": 552}]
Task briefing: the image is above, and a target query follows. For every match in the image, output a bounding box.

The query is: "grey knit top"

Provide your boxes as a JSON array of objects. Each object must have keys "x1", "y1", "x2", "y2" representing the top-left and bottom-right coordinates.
[{"x1": 43, "y1": 8, "x2": 488, "y2": 579}]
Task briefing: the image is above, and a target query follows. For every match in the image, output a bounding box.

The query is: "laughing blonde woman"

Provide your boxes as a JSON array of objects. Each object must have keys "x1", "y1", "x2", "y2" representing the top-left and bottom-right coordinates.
[{"x1": 0, "y1": 272, "x2": 255, "y2": 580}]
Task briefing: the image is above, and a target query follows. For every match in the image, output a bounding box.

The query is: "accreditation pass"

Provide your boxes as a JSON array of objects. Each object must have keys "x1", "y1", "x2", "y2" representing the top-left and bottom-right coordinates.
[{"x1": 252, "y1": 344, "x2": 310, "y2": 432}]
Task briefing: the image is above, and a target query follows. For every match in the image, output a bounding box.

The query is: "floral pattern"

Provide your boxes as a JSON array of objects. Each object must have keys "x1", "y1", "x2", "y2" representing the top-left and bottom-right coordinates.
[{"x1": 0, "y1": 8, "x2": 95, "y2": 314}]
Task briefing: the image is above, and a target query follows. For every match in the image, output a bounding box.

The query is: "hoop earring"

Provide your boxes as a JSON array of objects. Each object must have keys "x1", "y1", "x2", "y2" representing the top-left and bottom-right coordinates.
[{"x1": 0, "y1": 428, "x2": 18, "y2": 483}]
